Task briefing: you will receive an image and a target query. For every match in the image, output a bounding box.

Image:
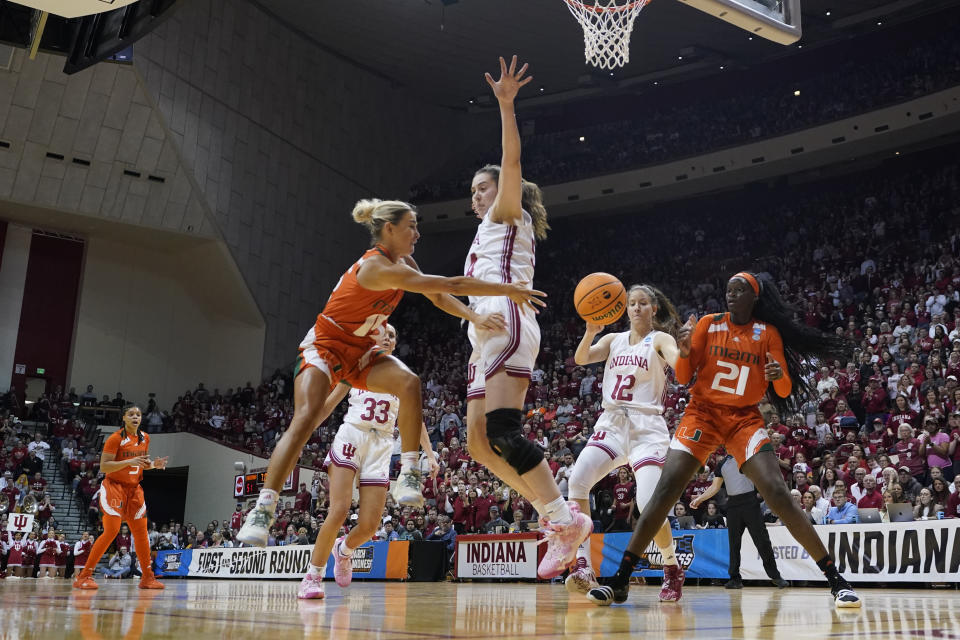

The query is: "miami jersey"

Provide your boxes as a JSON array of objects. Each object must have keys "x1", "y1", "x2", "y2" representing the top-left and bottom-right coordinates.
[
  {"x1": 678, "y1": 312, "x2": 789, "y2": 408},
  {"x1": 601, "y1": 331, "x2": 668, "y2": 413},
  {"x1": 342, "y1": 389, "x2": 399, "y2": 433},
  {"x1": 463, "y1": 208, "x2": 535, "y2": 307},
  {"x1": 103, "y1": 429, "x2": 151, "y2": 486},
  {"x1": 319, "y1": 244, "x2": 404, "y2": 340}
]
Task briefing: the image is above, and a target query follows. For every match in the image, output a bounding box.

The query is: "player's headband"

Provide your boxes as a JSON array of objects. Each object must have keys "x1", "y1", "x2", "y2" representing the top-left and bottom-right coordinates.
[{"x1": 730, "y1": 272, "x2": 760, "y2": 296}]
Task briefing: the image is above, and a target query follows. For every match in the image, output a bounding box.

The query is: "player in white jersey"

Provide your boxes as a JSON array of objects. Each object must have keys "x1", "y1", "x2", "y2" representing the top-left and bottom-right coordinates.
[
  {"x1": 566, "y1": 284, "x2": 688, "y2": 602},
  {"x1": 297, "y1": 324, "x2": 438, "y2": 599},
  {"x1": 463, "y1": 56, "x2": 592, "y2": 579}
]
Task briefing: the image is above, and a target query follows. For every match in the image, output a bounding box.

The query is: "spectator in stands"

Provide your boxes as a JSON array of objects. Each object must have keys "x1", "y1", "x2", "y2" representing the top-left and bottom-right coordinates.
[
  {"x1": 426, "y1": 515, "x2": 456, "y2": 553},
  {"x1": 102, "y1": 546, "x2": 131, "y2": 579},
  {"x1": 696, "y1": 502, "x2": 726, "y2": 529},
  {"x1": 857, "y1": 475, "x2": 883, "y2": 510},
  {"x1": 920, "y1": 417, "x2": 952, "y2": 484},
  {"x1": 824, "y1": 489, "x2": 859, "y2": 524},
  {"x1": 897, "y1": 467, "x2": 923, "y2": 503},
  {"x1": 914, "y1": 488, "x2": 941, "y2": 520},
  {"x1": 946, "y1": 477, "x2": 960, "y2": 518},
  {"x1": 484, "y1": 506, "x2": 510, "y2": 534}
]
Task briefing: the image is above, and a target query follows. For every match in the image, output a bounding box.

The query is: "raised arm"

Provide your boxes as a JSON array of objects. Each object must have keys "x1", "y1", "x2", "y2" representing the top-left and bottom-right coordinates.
[
  {"x1": 653, "y1": 331, "x2": 682, "y2": 369},
  {"x1": 674, "y1": 314, "x2": 704, "y2": 385},
  {"x1": 485, "y1": 56, "x2": 532, "y2": 226},
  {"x1": 574, "y1": 324, "x2": 616, "y2": 365},
  {"x1": 765, "y1": 329, "x2": 793, "y2": 398}
]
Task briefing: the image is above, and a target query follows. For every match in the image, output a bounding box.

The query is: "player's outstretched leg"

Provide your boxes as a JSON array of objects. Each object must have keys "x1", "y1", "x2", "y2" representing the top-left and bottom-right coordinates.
[
  {"x1": 587, "y1": 449, "x2": 700, "y2": 606},
  {"x1": 741, "y1": 451, "x2": 861, "y2": 609}
]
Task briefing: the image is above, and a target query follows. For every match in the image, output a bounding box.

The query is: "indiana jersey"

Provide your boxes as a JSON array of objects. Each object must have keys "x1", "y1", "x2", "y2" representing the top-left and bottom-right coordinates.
[
  {"x1": 679, "y1": 312, "x2": 789, "y2": 408},
  {"x1": 342, "y1": 389, "x2": 399, "y2": 433},
  {"x1": 318, "y1": 244, "x2": 404, "y2": 340},
  {"x1": 463, "y1": 208, "x2": 535, "y2": 307},
  {"x1": 103, "y1": 429, "x2": 151, "y2": 486},
  {"x1": 601, "y1": 331, "x2": 668, "y2": 413}
]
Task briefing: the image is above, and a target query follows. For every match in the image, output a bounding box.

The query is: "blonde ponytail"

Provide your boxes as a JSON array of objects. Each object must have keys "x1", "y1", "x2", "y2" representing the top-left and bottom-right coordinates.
[{"x1": 351, "y1": 198, "x2": 416, "y2": 244}]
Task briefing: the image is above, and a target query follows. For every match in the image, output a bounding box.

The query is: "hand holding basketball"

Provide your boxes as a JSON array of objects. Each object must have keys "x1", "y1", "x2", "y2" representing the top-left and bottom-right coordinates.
[
  {"x1": 485, "y1": 55, "x2": 533, "y2": 103},
  {"x1": 574, "y1": 273, "x2": 626, "y2": 325},
  {"x1": 677, "y1": 314, "x2": 696, "y2": 357},
  {"x1": 584, "y1": 321, "x2": 606, "y2": 335}
]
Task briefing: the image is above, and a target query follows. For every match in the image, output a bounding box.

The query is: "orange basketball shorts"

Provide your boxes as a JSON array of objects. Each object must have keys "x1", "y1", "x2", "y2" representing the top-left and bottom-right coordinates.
[
  {"x1": 294, "y1": 320, "x2": 388, "y2": 389},
  {"x1": 669, "y1": 401, "x2": 772, "y2": 467},
  {"x1": 99, "y1": 480, "x2": 146, "y2": 521}
]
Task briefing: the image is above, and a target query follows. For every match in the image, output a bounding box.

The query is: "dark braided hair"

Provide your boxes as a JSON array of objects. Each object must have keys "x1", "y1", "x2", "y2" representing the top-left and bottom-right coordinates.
[
  {"x1": 744, "y1": 272, "x2": 853, "y2": 415},
  {"x1": 119, "y1": 403, "x2": 145, "y2": 444}
]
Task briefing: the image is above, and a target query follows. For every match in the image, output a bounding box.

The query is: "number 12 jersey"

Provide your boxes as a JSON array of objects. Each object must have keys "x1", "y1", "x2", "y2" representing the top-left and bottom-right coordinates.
[{"x1": 601, "y1": 331, "x2": 668, "y2": 414}]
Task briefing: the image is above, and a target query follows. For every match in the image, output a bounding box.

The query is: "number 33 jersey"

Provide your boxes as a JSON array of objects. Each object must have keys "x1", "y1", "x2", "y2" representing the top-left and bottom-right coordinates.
[
  {"x1": 683, "y1": 312, "x2": 788, "y2": 408},
  {"x1": 343, "y1": 389, "x2": 399, "y2": 433},
  {"x1": 601, "y1": 331, "x2": 668, "y2": 414}
]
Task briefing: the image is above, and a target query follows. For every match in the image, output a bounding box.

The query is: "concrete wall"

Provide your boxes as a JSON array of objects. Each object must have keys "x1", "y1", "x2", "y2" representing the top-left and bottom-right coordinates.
[
  {"x1": 70, "y1": 234, "x2": 264, "y2": 406},
  {"x1": 132, "y1": 0, "x2": 483, "y2": 374}
]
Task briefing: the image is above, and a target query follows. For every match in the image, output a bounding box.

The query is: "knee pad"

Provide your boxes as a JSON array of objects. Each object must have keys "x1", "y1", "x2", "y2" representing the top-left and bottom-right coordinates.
[{"x1": 486, "y1": 408, "x2": 542, "y2": 475}]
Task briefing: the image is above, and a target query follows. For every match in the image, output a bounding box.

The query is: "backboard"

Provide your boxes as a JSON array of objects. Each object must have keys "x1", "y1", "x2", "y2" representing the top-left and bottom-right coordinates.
[{"x1": 676, "y1": 0, "x2": 802, "y2": 44}]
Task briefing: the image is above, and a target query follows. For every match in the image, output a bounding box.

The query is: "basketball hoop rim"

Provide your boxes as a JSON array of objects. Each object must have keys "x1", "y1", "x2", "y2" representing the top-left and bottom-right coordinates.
[{"x1": 563, "y1": 0, "x2": 651, "y2": 13}]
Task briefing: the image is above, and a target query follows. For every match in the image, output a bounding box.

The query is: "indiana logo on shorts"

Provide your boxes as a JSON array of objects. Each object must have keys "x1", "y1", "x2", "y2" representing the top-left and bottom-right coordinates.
[
  {"x1": 342, "y1": 443, "x2": 358, "y2": 460},
  {"x1": 590, "y1": 432, "x2": 606, "y2": 441}
]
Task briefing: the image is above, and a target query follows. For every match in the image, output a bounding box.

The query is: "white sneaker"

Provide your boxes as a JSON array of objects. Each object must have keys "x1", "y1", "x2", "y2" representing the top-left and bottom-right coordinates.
[
  {"x1": 564, "y1": 566, "x2": 599, "y2": 594},
  {"x1": 236, "y1": 505, "x2": 275, "y2": 547},
  {"x1": 392, "y1": 468, "x2": 424, "y2": 508}
]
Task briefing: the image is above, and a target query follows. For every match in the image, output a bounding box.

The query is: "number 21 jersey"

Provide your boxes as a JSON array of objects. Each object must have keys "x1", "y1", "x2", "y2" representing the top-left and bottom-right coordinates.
[
  {"x1": 682, "y1": 312, "x2": 788, "y2": 408},
  {"x1": 343, "y1": 389, "x2": 399, "y2": 433}
]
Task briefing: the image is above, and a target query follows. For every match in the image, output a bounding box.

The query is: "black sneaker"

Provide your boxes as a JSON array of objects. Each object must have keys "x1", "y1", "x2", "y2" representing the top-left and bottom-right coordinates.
[
  {"x1": 772, "y1": 577, "x2": 789, "y2": 589},
  {"x1": 724, "y1": 578, "x2": 743, "y2": 589},
  {"x1": 831, "y1": 579, "x2": 862, "y2": 608},
  {"x1": 586, "y1": 582, "x2": 629, "y2": 606}
]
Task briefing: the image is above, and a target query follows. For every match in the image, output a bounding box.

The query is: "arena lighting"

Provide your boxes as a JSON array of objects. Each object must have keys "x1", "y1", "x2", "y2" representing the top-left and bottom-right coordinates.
[
  {"x1": 7, "y1": 0, "x2": 140, "y2": 18},
  {"x1": 794, "y1": 89, "x2": 801, "y2": 96}
]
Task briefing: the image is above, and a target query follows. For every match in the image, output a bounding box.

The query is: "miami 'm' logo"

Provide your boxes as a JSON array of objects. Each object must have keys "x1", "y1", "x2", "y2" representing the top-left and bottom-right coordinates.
[{"x1": 342, "y1": 443, "x2": 358, "y2": 460}]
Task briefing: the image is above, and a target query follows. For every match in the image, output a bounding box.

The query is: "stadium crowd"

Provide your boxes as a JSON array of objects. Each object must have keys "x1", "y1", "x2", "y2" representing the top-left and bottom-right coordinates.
[
  {"x1": 409, "y1": 18, "x2": 960, "y2": 202},
  {"x1": 2, "y1": 142, "x2": 960, "y2": 577}
]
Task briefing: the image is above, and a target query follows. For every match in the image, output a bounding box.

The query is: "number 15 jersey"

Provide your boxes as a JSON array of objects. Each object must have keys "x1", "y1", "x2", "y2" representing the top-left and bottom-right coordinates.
[
  {"x1": 601, "y1": 331, "x2": 668, "y2": 413},
  {"x1": 343, "y1": 389, "x2": 399, "y2": 433},
  {"x1": 677, "y1": 312, "x2": 790, "y2": 408}
]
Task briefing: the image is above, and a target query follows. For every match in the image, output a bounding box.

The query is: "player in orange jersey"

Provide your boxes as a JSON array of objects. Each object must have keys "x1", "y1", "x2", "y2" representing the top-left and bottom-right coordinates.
[
  {"x1": 588, "y1": 271, "x2": 862, "y2": 609},
  {"x1": 73, "y1": 405, "x2": 168, "y2": 590},
  {"x1": 238, "y1": 198, "x2": 545, "y2": 547}
]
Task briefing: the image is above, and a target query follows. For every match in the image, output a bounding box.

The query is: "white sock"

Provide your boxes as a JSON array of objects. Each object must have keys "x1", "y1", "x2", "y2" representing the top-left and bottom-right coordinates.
[
  {"x1": 400, "y1": 451, "x2": 418, "y2": 471},
  {"x1": 544, "y1": 497, "x2": 572, "y2": 525},
  {"x1": 338, "y1": 540, "x2": 355, "y2": 557},
  {"x1": 307, "y1": 563, "x2": 325, "y2": 577},
  {"x1": 256, "y1": 489, "x2": 279, "y2": 514},
  {"x1": 660, "y1": 538, "x2": 678, "y2": 567},
  {"x1": 577, "y1": 537, "x2": 592, "y2": 566},
  {"x1": 532, "y1": 499, "x2": 545, "y2": 516}
]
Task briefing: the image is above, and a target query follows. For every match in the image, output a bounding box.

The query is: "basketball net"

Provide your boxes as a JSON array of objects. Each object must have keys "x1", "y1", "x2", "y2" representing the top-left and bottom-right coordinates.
[{"x1": 564, "y1": 0, "x2": 652, "y2": 69}]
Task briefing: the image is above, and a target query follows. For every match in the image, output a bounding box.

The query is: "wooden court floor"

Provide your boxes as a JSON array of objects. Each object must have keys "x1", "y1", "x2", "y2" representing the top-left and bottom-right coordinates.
[{"x1": 2, "y1": 579, "x2": 959, "y2": 640}]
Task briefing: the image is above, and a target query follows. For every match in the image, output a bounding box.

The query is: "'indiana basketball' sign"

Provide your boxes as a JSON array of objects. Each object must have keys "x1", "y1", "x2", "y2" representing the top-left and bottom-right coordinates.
[
  {"x1": 456, "y1": 534, "x2": 540, "y2": 579},
  {"x1": 740, "y1": 520, "x2": 960, "y2": 583}
]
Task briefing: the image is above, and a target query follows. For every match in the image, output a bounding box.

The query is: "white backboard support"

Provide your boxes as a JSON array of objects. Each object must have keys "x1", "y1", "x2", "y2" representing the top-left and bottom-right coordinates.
[
  {"x1": 676, "y1": 0, "x2": 802, "y2": 44},
  {"x1": 8, "y1": 0, "x2": 140, "y2": 19}
]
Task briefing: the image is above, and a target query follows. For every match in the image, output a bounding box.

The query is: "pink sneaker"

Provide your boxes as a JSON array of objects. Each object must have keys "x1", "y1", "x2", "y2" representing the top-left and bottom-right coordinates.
[
  {"x1": 659, "y1": 563, "x2": 685, "y2": 602},
  {"x1": 537, "y1": 502, "x2": 593, "y2": 579},
  {"x1": 333, "y1": 538, "x2": 353, "y2": 588},
  {"x1": 297, "y1": 572, "x2": 324, "y2": 599},
  {"x1": 564, "y1": 564, "x2": 599, "y2": 594}
]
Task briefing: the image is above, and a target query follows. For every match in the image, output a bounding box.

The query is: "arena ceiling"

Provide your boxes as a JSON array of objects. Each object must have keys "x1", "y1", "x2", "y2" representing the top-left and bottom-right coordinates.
[{"x1": 252, "y1": 0, "x2": 958, "y2": 108}]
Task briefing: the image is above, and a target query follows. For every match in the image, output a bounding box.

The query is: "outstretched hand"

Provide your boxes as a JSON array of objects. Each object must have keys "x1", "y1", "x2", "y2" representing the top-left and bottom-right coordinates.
[
  {"x1": 485, "y1": 55, "x2": 532, "y2": 103},
  {"x1": 764, "y1": 352, "x2": 783, "y2": 381},
  {"x1": 677, "y1": 314, "x2": 696, "y2": 357},
  {"x1": 152, "y1": 456, "x2": 169, "y2": 470},
  {"x1": 505, "y1": 282, "x2": 547, "y2": 314}
]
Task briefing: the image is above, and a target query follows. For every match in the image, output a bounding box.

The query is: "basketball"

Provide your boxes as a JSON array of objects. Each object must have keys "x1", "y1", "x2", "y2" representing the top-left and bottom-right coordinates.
[{"x1": 574, "y1": 273, "x2": 626, "y2": 325}]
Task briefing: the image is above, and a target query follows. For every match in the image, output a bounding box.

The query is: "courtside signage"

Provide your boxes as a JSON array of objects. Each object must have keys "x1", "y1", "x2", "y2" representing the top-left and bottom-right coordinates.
[{"x1": 456, "y1": 534, "x2": 539, "y2": 579}]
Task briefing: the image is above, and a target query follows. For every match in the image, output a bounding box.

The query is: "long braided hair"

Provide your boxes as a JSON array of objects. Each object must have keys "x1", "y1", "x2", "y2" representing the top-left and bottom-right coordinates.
[{"x1": 742, "y1": 271, "x2": 852, "y2": 415}]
